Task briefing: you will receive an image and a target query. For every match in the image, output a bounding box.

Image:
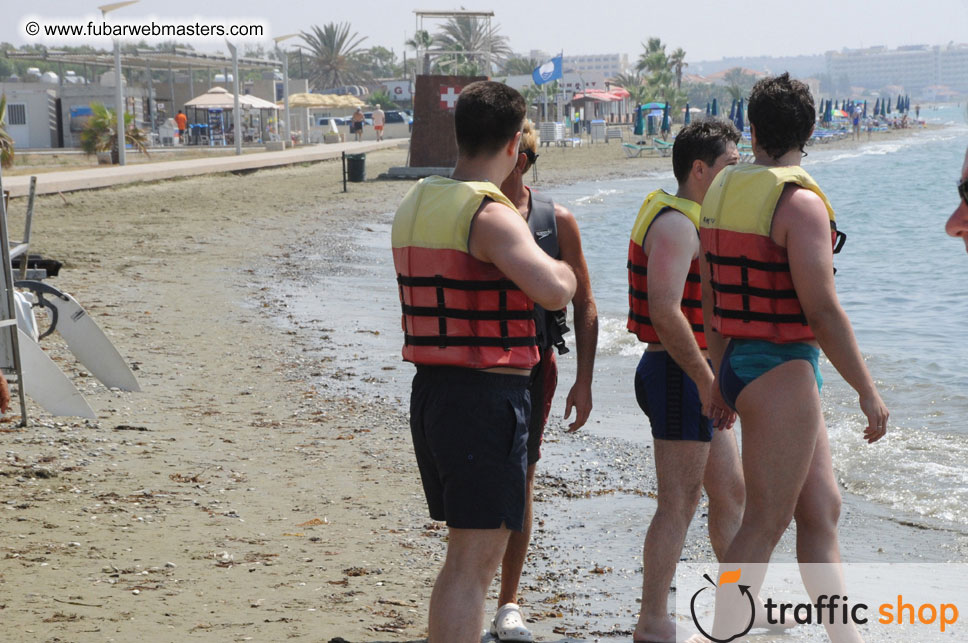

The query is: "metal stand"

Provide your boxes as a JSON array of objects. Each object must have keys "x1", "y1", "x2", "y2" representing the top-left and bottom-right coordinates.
[
  {"x1": 0, "y1": 167, "x2": 29, "y2": 426},
  {"x1": 342, "y1": 152, "x2": 348, "y2": 192}
]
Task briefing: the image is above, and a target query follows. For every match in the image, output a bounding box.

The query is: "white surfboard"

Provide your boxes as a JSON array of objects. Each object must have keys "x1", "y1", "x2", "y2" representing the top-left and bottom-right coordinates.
[
  {"x1": 17, "y1": 328, "x2": 96, "y2": 419},
  {"x1": 44, "y1": 290, "x2": 141, "y2": 392}
]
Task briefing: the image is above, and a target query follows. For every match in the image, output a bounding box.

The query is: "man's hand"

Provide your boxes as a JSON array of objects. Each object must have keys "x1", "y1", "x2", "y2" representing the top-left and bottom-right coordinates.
[
  {"x1": 563, "y1": 381, "x2": 592, "y2": 432},
  {"x1": 704, "y1": 375, "x2": 736, "y2": 431}
]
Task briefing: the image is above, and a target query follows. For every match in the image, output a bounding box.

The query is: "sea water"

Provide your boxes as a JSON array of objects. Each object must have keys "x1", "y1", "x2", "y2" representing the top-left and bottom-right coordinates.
[{"x1": 549, "y1": 104, "x2": 968, "y2": 528}]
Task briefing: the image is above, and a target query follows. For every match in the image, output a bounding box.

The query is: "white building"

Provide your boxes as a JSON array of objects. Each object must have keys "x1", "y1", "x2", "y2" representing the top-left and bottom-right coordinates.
[
  {"x1": 562, "y1": 53, "x2": 630, "y2": 80},
  {"x1": 826, "y1": 44, "x2": 968, "y2": 95}
]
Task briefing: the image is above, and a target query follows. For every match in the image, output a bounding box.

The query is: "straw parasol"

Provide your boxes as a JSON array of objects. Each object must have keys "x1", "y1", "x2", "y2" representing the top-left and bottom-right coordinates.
[{"x1": 284, "y1": 93, "x2": 365, "y2": 109}]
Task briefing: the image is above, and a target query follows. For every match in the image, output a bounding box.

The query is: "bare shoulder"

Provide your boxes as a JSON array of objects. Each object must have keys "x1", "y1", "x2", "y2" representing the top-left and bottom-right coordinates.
[
  {"x1": 644, "y1": 209, "x2": 699, "y2": 257},
  {"x1": 776, "y1": 184, "x2": 827, "y2": 219}
]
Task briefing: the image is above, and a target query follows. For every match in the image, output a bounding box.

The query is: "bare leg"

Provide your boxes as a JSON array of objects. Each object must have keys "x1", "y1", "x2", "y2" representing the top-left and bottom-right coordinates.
[
  {"x1": 429, "y1": 527, "x2": 511, "y2": 643},
  {"x1": 710, "y1": 360, "x2": 822, "y2": 639},
  {"x1": 498, "y1": 463, "x2": 536, "y2": 605},
  {"x1": 633, "y1": 439, "x2": 709, "y2": 643},
  {"x1": 795, "y1": 429, "x2": 864, "y2": 643},
  {"x1": 703, "y1": 427, "x2": 744, "y2": 559}
]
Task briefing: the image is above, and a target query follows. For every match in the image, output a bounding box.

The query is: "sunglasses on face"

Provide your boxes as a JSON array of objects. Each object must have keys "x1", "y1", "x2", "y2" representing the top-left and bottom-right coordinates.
[
  {"x1": 960, "y1": 177, "x2": 968, "y2": 207},
  {"x1": 522, "y1": 149, "x2": 539, "y2": 165}
]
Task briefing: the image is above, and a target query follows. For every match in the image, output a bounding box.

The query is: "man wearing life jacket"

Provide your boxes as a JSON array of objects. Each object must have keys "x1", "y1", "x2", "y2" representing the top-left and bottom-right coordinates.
[
  {"x1": 391, "y1": 81, "x2": 577, "y2": 643},
  {"x1": 945, "y1": 145, "x2": 968, "y2": 251},
  {"x1": 699, "y1": 74, "x2": 889, "y2": 642},
  {"x1": 628, "y1": 119, "x2": 747, "y2": 643},
  {"x1": 487, "y1": 120, "x2": 598, "y2": 642}
]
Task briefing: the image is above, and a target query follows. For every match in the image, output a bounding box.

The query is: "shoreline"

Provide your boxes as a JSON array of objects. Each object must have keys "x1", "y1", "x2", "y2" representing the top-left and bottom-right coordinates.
[{"x1": 0, "y1": 123, "x2": 961, "y2": 642}]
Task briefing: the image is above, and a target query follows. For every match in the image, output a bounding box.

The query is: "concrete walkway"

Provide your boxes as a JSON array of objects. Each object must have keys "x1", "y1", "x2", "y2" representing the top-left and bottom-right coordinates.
[{"x1": 2, "y1": 139, "x2": 405, "y2": 198}]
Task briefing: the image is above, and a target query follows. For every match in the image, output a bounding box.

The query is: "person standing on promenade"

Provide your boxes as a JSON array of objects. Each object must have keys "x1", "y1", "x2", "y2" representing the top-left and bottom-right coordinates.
[
  {"x1": 175, "y1": 110, "x2": 187, "y2": 143},
  {"x1": 351, "y1": 107, "x2": 365, "y2": 142},
  {"x1": 372, "y1": 104, "x2": 386, "y2": 141},
  {"x1": 945, "y1": 145, "x2": 968, "y2": 249},
  {"x1": 489, "y1": 120, "x2": 599, "y2": 642},
  {"x1": 392, "y1": 81, "x2": 577, "y2": 643},
  {"x1": 700, "y1": 74, "x2": 889, "y2": 642},
  {"x1": 628, "y1": 119, "x2": 745, "y2": 643}
]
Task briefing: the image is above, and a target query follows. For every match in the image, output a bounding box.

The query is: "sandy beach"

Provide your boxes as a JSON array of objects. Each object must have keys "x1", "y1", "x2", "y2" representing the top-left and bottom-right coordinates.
[{"x1": 1, "y1": 125, "x2": 963, "y2": 643}]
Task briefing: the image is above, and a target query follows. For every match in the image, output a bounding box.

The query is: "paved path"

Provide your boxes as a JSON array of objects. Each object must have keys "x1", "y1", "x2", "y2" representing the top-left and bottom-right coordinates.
[{"x1": 2, "y1": 139, "x2": 404, "y2": 198}]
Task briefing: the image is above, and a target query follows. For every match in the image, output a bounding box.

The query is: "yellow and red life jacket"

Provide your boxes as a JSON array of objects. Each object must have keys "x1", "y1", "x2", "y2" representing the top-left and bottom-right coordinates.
[
  {"x1": 627, "y1": 190, "x2": 706, "y2": 349},
  {"x1": 392, "y1": 176, "x2": 539, "y2": 370},
  {"x1": 699, "y1": 165, "x2": 846, "y2": 343}
]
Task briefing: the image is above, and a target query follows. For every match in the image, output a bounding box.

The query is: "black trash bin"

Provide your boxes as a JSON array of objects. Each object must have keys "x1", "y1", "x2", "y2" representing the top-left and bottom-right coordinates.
[{"x1": 346, "y1": 153, "x2": 366, "y2": 182}]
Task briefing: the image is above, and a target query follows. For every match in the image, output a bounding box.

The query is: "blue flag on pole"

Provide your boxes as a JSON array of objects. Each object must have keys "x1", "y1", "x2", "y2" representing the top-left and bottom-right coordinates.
[{"x1": 532, "y1": 54, "x2": 563, "y2": 85}]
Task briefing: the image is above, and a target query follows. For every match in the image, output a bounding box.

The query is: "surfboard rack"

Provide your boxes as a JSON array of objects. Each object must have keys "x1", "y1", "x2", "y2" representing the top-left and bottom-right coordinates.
[{"x1": 0, "y1": 168, "x2": 30, "y2": 426}]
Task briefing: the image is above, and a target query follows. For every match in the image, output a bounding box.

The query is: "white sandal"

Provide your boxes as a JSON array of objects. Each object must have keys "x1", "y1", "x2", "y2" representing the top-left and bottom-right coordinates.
[{"x1": 489, "y1": 603, "x2": 533, "y2": 642}]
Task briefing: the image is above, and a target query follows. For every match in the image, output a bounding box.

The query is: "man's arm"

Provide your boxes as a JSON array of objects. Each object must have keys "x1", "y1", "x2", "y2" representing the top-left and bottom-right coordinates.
[
  {"x1": 775, "y1": 187, "x2": 888, "y2": 443},
  {"x1": 556, "y1": 205, "x2": 598, "y2": 431},
  {"x1": 469, "y1": 200, "x2": 576, "y2": 311},
  {"x1": 645, "y1": 213, "x2": 714, "y2": 399}
]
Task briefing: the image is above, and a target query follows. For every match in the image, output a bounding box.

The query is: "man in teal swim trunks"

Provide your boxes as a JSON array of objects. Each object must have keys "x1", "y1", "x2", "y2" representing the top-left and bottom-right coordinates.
[{"x1": 700, "y1": 73, "x2": 890, "y2": 642}]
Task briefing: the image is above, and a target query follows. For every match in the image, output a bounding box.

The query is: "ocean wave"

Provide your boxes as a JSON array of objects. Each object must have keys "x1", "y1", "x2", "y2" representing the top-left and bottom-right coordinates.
[
  {"x1": 570, "y1": 188, "x2": 623, "y2": 206},
  {"x1": 826, "y1": 409, "x2": 968, "y2": 527}
]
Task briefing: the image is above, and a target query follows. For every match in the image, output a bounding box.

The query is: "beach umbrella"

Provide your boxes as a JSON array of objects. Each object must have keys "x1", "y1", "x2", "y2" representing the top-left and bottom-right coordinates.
[
  {"x1": 661, "y1": 102, "x2": 671, "y2": 135},
  {"x1": 706, "y1": 102, "x2": 711, "y2": 116},
  {"x1": 634, "y1": 104, "x2": 644, "y2": 136},
  {"x1": 729, "y1": 99, "x2": 736, "y2": 121},
  {"x1": 712, "y1": 98, "x2": 718, "y2": 116},
  {"x1": 863, "y1": 100, "x2": 867, "y2": 119},
  {"x1": 736, "y1": 98, "x2": 745, "y2": 132},
  {"x1": 896, "y1": 95, "x2": 902, "y2": 112},
  {"x1": 684, "y1": 102, "x2": 691, "y2": 125},
  {"x1": 834, "y1": 100, "x2": 839, "y2": 110},
  {"x1": 873, "y1": 98, "x2": 879, "y2": 116}
]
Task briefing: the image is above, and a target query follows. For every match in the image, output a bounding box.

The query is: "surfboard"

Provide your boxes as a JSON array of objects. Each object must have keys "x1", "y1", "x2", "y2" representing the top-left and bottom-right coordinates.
[
  {"x1": 43, "y1": 290, "x2": 141, "y2": 392},
  {"x1": 17, "y1": 328, "x2": 95, "y2": 419}
]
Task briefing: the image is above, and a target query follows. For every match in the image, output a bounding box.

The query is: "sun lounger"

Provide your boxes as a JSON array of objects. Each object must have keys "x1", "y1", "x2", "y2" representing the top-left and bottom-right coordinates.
[
  {"x1": 623, "y1": 143, "x2": 648, "y2": 158},
  {"x1": 606, "y1": 127, "x2": 624, "y2": 143}
]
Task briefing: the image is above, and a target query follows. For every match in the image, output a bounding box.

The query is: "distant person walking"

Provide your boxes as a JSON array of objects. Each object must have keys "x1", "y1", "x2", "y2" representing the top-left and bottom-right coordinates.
[
  {"x1": 945, "y1": 145, "x2": 968, "y2": 250},
  {"x1": 351, "y1": 107, "x2": 365, "y2": 142},
  {"x1": 175, "y1": 110, "x2": 187, "y2": 143},
  {"x1": 852, "y1": 110, "x2": 860, "y2": 141},
  {"x1": 372, "y1": 104, "x2": 386, "y2": 141}
]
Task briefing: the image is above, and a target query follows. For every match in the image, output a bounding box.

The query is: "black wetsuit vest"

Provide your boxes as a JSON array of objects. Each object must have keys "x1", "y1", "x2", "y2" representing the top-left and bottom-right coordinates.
[{"x1": 528, "y1": 189, "x2": 571, "y2": 354}]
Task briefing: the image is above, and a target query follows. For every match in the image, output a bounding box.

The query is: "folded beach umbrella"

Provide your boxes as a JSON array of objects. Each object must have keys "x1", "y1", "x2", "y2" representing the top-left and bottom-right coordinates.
[
  {"x1": 873, "y1": 98, "x2": 879, "y2": 116},
  {"x1": 661, "y1": 103, "x2": 671, "y2": 134},
  {"x1": 706, "y1": 102, "x2": 711, "y2": 116},
  {"x1": 712, "y1": 98, "x2": 718, "y2": 116},
  {"x1": 736, "y1": 98, "x2": 745, "y2": 132},
  {"x1": 729, "y1": 99, "x2": 736, "y2": 121},
  {"x1": 634, "y1": 104, "x2": 644, "y2": 136},
  {"x1": 684, "y1": 103, "x2": 691, "y2": 125},
  {"x1": 863, "y1": 100, "x2": 867, "y2": 119}
]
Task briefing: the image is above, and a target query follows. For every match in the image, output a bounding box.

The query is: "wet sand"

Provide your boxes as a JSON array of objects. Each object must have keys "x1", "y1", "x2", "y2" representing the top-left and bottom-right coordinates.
[{"x1": 0, "y1": 125, "x2": 961, "y2": 643}]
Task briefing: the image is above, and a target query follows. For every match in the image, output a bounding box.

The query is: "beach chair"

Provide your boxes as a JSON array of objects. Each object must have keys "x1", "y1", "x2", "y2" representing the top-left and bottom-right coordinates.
[
  {"x1": 623, "y1": 143, "x2": 645, "y2": 158},
  {"x1": 606, "y1": 127, "x2": 624, "y2": 143},
  {"x1": 651, "y1": 137, "x2": 674, "y2": 157}
]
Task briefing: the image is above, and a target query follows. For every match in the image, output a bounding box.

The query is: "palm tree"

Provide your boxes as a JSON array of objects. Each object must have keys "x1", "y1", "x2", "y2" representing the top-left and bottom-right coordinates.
[
  {"x1": 300, "y1": 22, "x2": 370, "y2": 91},
  {"x1": 79, "y1": 103, "x2": 148, "y2": 165},
  {"x1": 405, "y1": 29, "x2": 433, "y2": 75},
  {"x1": 0, "y1": 95, "x2": 14, "y2": 170},
  {"x1": 432, "y1": 16, "x2": 512, "y2": 75},
  {"x1": 669, "y1": 47, "x2": 688, "y2": 90},
  {"x1": 636, "y1": 37, "x2": 667, "y2": 75},
  {"x1": 504, "y1": 57, "x2": 540, "y2": 76}
]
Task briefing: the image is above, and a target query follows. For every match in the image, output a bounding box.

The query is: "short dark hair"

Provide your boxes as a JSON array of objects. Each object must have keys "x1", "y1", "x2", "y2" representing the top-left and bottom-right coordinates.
[
  {"x1": 747, "y1": 73, "x2": 815, "y2": 160},
  {"x1": 672, "y1": 118, "x2": 741, "y2": 183},
  {"x1": 455, "y1": 81, "x2": 526, "y2": 157}
]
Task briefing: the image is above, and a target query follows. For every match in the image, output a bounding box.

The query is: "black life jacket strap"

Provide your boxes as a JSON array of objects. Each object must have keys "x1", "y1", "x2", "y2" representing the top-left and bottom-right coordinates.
[
  {"x1": 714, "y1": 307, "x2": 808, "y2": 325},
  {"x1": 705, "y1": 252, "x2": 791, "y2": 272},
  {"x1": 710, "y1": 281, "x2": 798, "y2": 300},
  {"x1": 396, "y1": 274, "x2": 520, "y2": 291},
  {"x1": 629, "y1": 311, "x2": 704, "y2": 334},
  {"x1": 403, "y1": 335, "x2": 538, "y2": 348}
]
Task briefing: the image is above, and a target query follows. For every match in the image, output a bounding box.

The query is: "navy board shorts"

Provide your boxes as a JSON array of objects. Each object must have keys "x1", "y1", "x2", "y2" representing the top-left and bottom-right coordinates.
[
  {"x1": 526, "y1": 348, "x2": 558, "y2": 465},
  {"x1": 634, "y1": 350, "x2": 712, "y2": 442},
  {"x1": 409, "y1": 365, "x2": 530, "y2": 531}
]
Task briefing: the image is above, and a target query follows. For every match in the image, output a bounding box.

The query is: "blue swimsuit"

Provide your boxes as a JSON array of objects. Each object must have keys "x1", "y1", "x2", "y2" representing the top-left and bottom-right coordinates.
[{"x1": 719, "y1": 339, "x2": 823, "y2": 411}]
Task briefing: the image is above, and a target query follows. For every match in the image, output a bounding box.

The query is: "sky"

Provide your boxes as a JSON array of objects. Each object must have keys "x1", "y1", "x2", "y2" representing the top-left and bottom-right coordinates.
[{"x1": 6, "y1": 0, "x2": 968, "y2": 63}]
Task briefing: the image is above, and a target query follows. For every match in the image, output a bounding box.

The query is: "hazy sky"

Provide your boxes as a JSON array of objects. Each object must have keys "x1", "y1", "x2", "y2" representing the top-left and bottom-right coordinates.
[{"x1": 7, "y1": 0, "x2": 968, "y2": 63}]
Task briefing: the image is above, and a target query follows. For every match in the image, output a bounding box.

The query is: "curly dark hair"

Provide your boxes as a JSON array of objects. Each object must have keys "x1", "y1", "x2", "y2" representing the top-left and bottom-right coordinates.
[
  {"x1": 672, "y1": 118, "x2": 741, "y2": 183},
  {"x1": 455, "y1": 81, "x2": 526, "y2": 158},
  {"x1": 747, "y1": 73, "x2": 815, "y2": 160}
]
